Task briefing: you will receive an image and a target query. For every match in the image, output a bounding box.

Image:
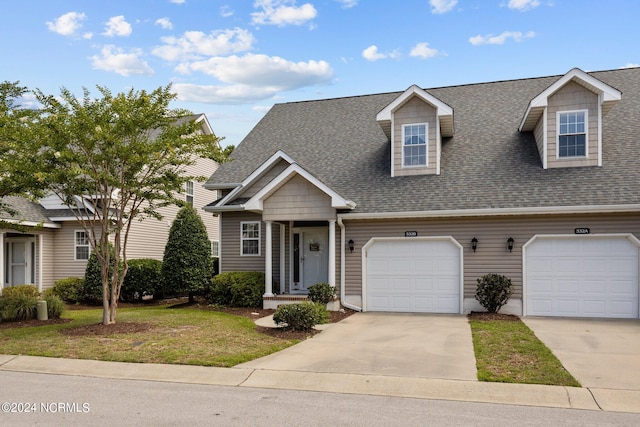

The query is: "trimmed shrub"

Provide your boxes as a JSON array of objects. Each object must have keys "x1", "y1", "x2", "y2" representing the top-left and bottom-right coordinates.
[
  {"x1": 205, "y1": 272, "x2": 265, "y2": 308},
  {"x1": 51, "y1": 277, "x2": 84, "y2": 304},
  {"x1": 0, "y1": 294, "x2": 38, "y2": 321},
  {"x1": 162, "y1": 206, "x2": 213, "y2": 302},
  {"x1": 307, "y1": 282, "x2": 336, "y2": 305},
  {"x1": 475, "y1": 273, "x2": 513, "y2": 313},
  {"x1": 272, "y1": 302, "x2": 330, "y2": 331},
  {"x1": 44, "y1": 294, "x2": 66, "y2": 319},
  {"x1": 2, "y1": 284, "x2": 39, "y2": 299},
  {"x1": 121, "y1": 259, "x2": 162, "y2": 302}
]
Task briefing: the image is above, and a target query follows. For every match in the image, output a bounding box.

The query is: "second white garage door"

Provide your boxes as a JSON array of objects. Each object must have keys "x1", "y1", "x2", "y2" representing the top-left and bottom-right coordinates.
[
  {"x1": 364, "y1": 238, "x2": 462, "y2": 313},
  {"x1": 525, "y1": 235, "x2": 639, "y2": 318}
]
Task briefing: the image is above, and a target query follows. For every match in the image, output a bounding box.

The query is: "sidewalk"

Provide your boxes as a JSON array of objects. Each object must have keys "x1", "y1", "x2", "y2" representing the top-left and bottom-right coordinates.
[{"x1": 2, "y1": 353, "x2": 639, "y2": 414}]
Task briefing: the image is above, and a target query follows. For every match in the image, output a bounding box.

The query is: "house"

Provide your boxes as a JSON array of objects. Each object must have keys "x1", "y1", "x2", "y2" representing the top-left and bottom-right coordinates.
[
  {"x1": 0, "y1": 114, "x2": 220, "y2": 292},
  {"x1": 204, "y1": 67, "x2": 640, "y2": 319}
]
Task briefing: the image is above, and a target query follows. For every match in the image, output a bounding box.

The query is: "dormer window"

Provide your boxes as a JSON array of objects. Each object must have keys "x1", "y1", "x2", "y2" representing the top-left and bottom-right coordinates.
[
  {"x1": 403, "y1": 123, "x2": 428, "y2": 166},
  {"x1": 558, "y1": 110, "x2": 587, "y2": 158}
]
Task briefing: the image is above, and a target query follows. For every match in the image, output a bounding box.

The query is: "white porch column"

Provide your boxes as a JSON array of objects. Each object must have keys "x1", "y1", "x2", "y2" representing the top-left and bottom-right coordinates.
[
  {"x1": 279, "y1": 224, "x2": 285, "y2": 294},
  {"x1": 328, "y1": 220, "x2": 336, "y2": 288},
  {"x1": 0, "y1": 232, "x2": 4, "y2": 290},
  {"x1": 264, "y1": 221, "x2": 274, "y2": 297},
  {"x1": 38, "y1": 234, "x2": 44, "y2": 293}
]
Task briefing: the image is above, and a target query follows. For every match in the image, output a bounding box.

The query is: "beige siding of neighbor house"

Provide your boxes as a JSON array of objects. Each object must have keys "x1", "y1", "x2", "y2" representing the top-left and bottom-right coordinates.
[
  {"x1": 39, "y1": 230, "x2": 55, "y2": 290},
  {"x1": 262, "y1": 174, "x2": 335, "y2": 221},
  {"x1": 219, "y1": 211, "x2": 281, "y2": 282},
  {"x1": 51, "y1": 223, "x2": 101, "y2": 282},
  {"x1": 342, "y1": 213, "x2": 640, "y2": 303},
  {"x1": 124, "y1": 157, "x2": 220, "y2": 261},
  {"x1": 393, "y1": 97, "x2": 438, "y2": 177},
  {"x1": 547, "y1": 81, "x2": 599, "y2": 168}
]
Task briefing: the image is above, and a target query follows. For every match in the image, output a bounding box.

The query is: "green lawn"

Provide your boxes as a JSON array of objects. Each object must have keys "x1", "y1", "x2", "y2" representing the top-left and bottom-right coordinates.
[
  {"x1": 0, "y1": 306, "x2": 298, "y2": 367},
  {"x1": 469, "y1": 316, "x2": 581, "y2": 387}
]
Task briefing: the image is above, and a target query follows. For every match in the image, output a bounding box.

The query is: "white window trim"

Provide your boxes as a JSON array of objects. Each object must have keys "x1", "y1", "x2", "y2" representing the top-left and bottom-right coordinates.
[
  {"x1": 402, "y1": 122, "x2": 429, "y2": 167},
  {"x1": 211, "y1": 240, "x2": 220, "y2": 258},
  {"x1": 185, "y1": 181, "x2": 194, "y2": 206},
  {"x1": 240, "y1": 221, "x2": 261, "y2": 256},
  {"x1": 556, "y1": 109, "x2": 588, "y2": 159},
  {"x1": 74, "y1": 230, "x2": 90, "y2": 261}
]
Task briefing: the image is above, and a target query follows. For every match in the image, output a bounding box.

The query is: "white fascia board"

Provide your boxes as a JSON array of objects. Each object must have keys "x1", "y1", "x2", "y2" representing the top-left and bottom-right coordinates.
[
  {"x1": 202, "y1": 204, "x2": 246, "y2": 213},
  {"x1": 376, "y1": 85, "x2": 453, "y2": 121},
  {"x1": 212, "y1": 150, "x2": 296, "y2": 207},
  {"x1": 1, "y1": 219, "x2": 61, "y2": 229},
  {"x1": 244, "y1": 164, "x2": 355, "y2": 211},
  {"x1": 193, "y1": 113, "x2": 214, "y2": 135},
  {"x1": 339, "y1": 204, "x2": 640, "y2": 220}
]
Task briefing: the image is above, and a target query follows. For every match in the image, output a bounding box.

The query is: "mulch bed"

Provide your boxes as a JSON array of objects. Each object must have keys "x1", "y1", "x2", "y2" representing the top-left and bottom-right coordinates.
[
  {"x1": 0, "y1": 318, "x2": 72, "y2": 329},
  {"x1": 467, "y1": 311, "x2": 521, "y2": 321}
]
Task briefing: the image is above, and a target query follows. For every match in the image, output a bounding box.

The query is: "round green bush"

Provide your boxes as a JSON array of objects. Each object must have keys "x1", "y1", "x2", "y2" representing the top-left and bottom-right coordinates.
[
  {"x1": 205, "y1": 271, "x2": 265, "y2": 308},
  {"x1": 475, "y1": 273, "x2": 513, "y2": 313},
  {"x1": 272, "y1": 302, "x2": 330, "y2": 331},
  {"x1": 307, "y1": 282, "x2": 336, "y2": 305},
  {"x1": 1, "y1": 284, "x2": 38, "y2": 299},
  {"x1": 51, "y1": 277, "x2": 84, "y2": 304},
  {"x1": 121, "y1": 259, "x2": 162, "y2": 302},
  {"x1": 44, "y1": 294, "x2": 66, "y2": 319},
  {"x1": 83, "y1": 245, "x2": 120, "y2": 305}
]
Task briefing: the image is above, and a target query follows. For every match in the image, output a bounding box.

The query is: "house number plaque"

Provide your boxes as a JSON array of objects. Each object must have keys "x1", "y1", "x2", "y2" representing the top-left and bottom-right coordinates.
[
  {"x1": 574, "y1": 228, "x2": 590, "y2": 234},
  {"x1": 404, "y1": 231, "x2": 418, "y2": 237}
]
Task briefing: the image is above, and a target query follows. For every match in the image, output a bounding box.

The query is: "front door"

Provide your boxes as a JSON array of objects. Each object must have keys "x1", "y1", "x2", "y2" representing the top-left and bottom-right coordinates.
[
  {"x1": 292, "y1": 228, "x2": 328, "y2": 292},
  {"x1": 5, "y1": 239, "x2": 34, "y2": 286}
]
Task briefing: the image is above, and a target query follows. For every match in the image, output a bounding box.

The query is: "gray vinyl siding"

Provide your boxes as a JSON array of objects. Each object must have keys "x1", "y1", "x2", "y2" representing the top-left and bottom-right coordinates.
[
  {"x1": 343, "y1": 213, "x2": 640, "y2": 302},
  {"x1": 39, "y1": 231, "x2": 55, "y2": 289},
  {"x1": 547, "y1": 81, "x2": 599, "y2": 168},
  {"x1": 393, "y1": 97, "x2": 438, "y2": 176},
  {"x1": 262, "y1": 174, "x2": 335, "y2": 221}
]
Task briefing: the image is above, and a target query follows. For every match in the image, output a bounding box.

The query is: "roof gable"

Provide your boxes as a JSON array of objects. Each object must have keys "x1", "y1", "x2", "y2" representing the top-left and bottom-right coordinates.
[{"x1": 519, "y1": 68, "x2": 622, "y2": 132}]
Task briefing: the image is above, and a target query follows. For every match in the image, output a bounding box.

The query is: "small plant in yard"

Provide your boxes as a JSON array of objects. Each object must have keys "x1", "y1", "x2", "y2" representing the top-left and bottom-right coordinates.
[
  {"x1": 205, "y1": 271, "x2": 265, "y2": 308},
  {"x1": 0, "y1": 285, "x2": 39, "y2": 321},
  {"x1": 307, "y1": 282, "x2": 336, "y2": 305},
  {"x1": 51, "y1": 277, "x2": 84, "y2": 304},
  {"x1": 475, "y1": 273, "x2": 513, "y2": 313},
  {"x1": 43, "y1": 294, "x2": 66, "y2": 319},
  {"x1": 273, "y1": 302, "x2": 330, "y2": 331}
]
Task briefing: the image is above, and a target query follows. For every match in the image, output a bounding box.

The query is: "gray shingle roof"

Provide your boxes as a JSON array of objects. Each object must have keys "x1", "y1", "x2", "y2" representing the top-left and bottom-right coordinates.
[
  {"x1": 0, "y1": 196, "x2": 54, "y2": 223},
  {"x1": 207, "y1": 68, "x2": 640, "y2": 214}
]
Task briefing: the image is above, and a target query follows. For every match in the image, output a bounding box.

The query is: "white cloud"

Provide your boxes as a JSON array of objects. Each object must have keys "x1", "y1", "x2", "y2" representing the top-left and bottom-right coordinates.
[
  {"x1": 177, "y1": 54, "x2": 333, "y2": 90},
  {"x1": 155, "y1": 17, "x2": 173, "y2": 30},
  {"x1": 220, "y1": 5, "x2": 235, "y2": 17},
  {"x1": 429, "y1": 0, "x2": 457, "y2": 14},
  {"x1": 409, "y1": 42, "x2": 439, "y2": 59},
  {"x1": 170, "y1": 0, "x2": 186, "y2": 4},
  {"x1": 469, "y1": 31, "x2": 535, "y2": 45},
  {"x1": 173, "y1": 83, "x2": 280, "y2": 104},
  {"x1": 153, "y1": 28, "x2": 254, "y2": 61},
  {"x1": 251, "y1": 0, "x2": 317, "y2": 26},
  {"x1": 336, "y1": 0, "x2": 358, "y2": 8},
  {"x1": 103, "y1": 16, "x2": 132, "y2": 37},
  {"x1": 621, "y1": 63, "x2": 640, "y2": 69},
  {"x1": 507, "y1": 0, "x2": 540, "y2": 11},
  {"x1": 362, "y1": 45, "x2": 400, "y2": 61},
  {"x1": 90, "y1": 45, "x2": 154, "y2": 76},
  {"x1": 46, "y1": 12, "x2": 86, "y2": 36}
]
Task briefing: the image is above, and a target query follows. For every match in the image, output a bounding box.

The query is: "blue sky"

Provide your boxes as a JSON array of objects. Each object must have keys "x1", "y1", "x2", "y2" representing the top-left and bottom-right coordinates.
[{"x1": 2, "y1": 0, "x2": 638, "y2": 148}]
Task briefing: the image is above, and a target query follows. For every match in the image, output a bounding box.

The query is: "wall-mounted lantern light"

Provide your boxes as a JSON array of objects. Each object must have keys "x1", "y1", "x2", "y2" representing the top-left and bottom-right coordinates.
[
  {"x1": 348, "y1": 239, "x2": 355, "y2": 253},
  {"x1": 507, "y1": 237, "x2": 514, "y2": 253},
  {"x1": 471, "y1": 237, "x2": 478, "y2": 253}
]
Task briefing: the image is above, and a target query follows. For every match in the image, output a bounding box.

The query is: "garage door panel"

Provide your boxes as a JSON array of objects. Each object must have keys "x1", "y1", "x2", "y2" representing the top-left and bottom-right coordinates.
[
  {"x1": 526, "y1": 237, "x2": 639, "y2": 318},
  {"x1": 366, "y1": 239, "x2": 460, "y2": 313}
]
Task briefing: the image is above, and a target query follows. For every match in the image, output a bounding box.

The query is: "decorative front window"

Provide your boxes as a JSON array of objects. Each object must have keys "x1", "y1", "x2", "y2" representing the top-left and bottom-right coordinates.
[
  {"x1": 558, "y1": 111, "x2": 587, "y2": 158},
  {"x1": 74, "y1": 230, "x2": 90, "y2": 260},
  {"x1": 403, "y1": 124, "x2": 427, "y2": 166},
  {"x1": 240, "y1": 222, "x2": 260, "y2": 256},
  {"x1": 185, "y1": 181, "x2": 194, "y2": 206}
]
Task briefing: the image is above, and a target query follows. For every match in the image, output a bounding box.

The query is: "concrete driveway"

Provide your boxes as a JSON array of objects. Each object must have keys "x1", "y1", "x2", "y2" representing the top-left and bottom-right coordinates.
[
  {"x1": 522, "y1": 317, "x2": 640, "y2": 390},
  {"x1": 237, "y1": 312, "x2": 477, "y2": 380}
]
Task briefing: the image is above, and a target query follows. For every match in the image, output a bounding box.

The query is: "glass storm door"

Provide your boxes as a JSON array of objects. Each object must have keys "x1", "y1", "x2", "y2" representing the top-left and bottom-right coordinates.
[{"x1": 293, "y1": 228, "x2": 328, "y2": 292}]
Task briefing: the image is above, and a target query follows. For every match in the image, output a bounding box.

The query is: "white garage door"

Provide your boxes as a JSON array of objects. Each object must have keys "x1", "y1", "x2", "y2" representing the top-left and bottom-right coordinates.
[
  {"x1": 365, "y1": 238, "x2": 461, "y2": 313},
  {"x1": 525, "y1": 236, "x2": 639, "y2": 318}
]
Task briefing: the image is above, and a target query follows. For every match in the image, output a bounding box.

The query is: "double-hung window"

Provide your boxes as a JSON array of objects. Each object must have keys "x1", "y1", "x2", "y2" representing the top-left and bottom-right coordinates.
[
  {"x1": 185, "y1": 181, "x2": 194, "y2": 206},
  {"x1": 403, "y1": 123, "x2": 427, "y2": 166},
  {"x1": 558, "y1": 111, "x2": 587, "y2": 158},
  {"x1": 74, "y1": 230, "x2": 90, "y2": 261},
  {"x1": 211, "y1": 240, "x2": 220, "y2": 258},
  {"x1": 240, "y1": 222, "x2": 260, "y2": 256}
]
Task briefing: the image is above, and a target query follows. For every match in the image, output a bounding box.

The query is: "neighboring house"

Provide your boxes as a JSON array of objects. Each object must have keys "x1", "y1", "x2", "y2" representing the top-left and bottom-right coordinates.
[
  {"x1": 204, "y1": 67, "x2": 640, "y2": 319},
  {"x1": 0, "y1": 114, "x2": 220, "y2": 292}
]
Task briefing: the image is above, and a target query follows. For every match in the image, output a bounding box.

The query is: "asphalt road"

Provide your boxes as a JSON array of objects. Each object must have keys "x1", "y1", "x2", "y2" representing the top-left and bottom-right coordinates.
[{"x1": 2, "y1": 371, "x2": 640, "y2": 426}]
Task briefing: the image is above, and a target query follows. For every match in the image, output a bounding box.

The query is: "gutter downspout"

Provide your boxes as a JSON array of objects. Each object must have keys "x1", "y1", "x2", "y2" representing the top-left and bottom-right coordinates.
[{"x1": 337, "y1": 216, "x2": 362, "y2": 312}]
